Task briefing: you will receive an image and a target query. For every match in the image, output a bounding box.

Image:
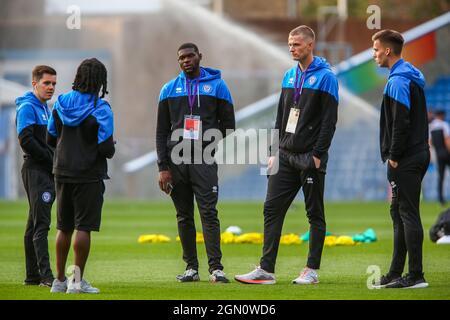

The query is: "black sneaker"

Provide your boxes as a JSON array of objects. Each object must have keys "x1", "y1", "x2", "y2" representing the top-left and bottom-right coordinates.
[
  {"x1": 23, "y1": 279, "x2": 41, "y2": 286},
  {"x1": 385, "y1": 273, "x2": 429, "y2": 289},
  {"x1": 372, "y1": 273, "x2": 401, "y2": 288},
  {"x1": 39, "y1": 277, "x2": 54, "y2": 288},
  {"x1": 176, "y1": 269, "x2": 200, "y2": 282}
]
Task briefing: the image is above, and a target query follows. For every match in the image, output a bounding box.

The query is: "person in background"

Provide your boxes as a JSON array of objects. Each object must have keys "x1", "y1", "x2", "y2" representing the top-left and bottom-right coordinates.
[
  {"x1": 429, "y1": 207, "x2": 450, "y2": 244},
  {"x1": 429, "y1": 110, "x2": 450, "y2": 205}
]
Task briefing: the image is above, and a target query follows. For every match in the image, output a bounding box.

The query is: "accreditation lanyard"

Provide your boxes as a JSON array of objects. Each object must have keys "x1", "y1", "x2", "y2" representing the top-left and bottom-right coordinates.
[
  {"x1": 286, "y1": 66, "x2": 308, "y2": 134},
  {"x1": 184, "y1": 77, "x2": 201, "y2": 140},
  {"x1": 293, "y1": 66, "x2": 307, "y2": 107}
]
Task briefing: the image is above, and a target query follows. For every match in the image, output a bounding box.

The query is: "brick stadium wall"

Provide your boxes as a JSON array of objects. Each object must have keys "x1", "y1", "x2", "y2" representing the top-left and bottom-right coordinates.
[{"x1": 222, "y1": 0, "x2": 288, "y2": 19}]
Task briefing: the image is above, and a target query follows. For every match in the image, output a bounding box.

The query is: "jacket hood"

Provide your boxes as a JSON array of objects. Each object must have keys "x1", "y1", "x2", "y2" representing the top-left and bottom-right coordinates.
[
  {"x1": 389, "y1": 59, "x2": 425, "y2": 88},
  {"x1": 15, "y1": 91, "x2": 46, "y2": 111},
  {"x1": 306, "y1": 56, "x2": 333, "y2": 73},
  {"x1": 179, "y1": 67, "x2": 221, "y2": 82},
  {"x1": 54, "y1": 90, "x2": 108, "y2": 126}
]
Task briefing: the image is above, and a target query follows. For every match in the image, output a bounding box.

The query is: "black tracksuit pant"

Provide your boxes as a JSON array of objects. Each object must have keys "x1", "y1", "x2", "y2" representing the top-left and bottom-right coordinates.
[
  {"x1": 437, "y1": 156, "x2": 450, "y2": 204},
  {"x1": 387, "y1": 149, "x2": 430, "y2": 278},
  {"x1": 169, "y1": 162, "x2": 223, "y2": 274},
  {"x1": 21, "y1": 166, "x2": 55, "y2": 282},
  {"x1": 260, "y1": 153, "x2": 326, "y2": 273}
]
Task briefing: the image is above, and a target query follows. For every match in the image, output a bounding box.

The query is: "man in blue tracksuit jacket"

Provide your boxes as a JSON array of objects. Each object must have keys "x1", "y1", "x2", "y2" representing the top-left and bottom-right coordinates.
[
  {"x1": 15, "y1": 65, "x2": 57, "y2": 287},
  {"x1": 372, "y1": 29, "x2": 430, "y2": 289},
  {"x1": 156, "y1": 43, "x2": 235, "y2": 283},
  {"x1": 47, "y1": 58, "x2": 115, "y2": 294},
  {"x1": 235, "y1": 26, "x2": 338, "y2": 285}
]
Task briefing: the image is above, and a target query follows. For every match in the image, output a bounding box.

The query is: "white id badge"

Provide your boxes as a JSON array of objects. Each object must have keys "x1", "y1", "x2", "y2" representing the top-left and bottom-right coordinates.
[
  {"x1": 286, "y1": 108, "x2": 300, "y2": 133},
  {"x1": 183, "y1": 115, "x2": 201, "y2": 140}
]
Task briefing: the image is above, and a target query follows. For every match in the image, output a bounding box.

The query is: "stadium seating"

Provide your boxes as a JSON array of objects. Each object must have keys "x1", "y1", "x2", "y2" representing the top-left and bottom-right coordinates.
[{"x1": 426, "y1": 76, "x2": 450, "y2": 118}]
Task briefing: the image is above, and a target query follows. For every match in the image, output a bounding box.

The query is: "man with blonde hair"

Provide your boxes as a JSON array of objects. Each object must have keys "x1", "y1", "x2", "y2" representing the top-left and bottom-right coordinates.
[{"x1": 235, "y1": 25, "x2": 338, "y2": 285}]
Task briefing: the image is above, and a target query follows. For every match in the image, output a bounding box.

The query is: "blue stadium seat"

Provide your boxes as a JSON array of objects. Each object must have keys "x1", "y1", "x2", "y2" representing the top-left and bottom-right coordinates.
[{"x1": 427, "y1": 76, "x2": 450, "y2": 113}]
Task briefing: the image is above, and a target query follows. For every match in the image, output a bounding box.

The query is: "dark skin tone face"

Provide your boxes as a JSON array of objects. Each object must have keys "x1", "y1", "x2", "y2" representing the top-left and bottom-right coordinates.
[
  {"x1": 177, "y1": 48, "x2": 202, "y2": 79},
  {"x1": 158, "y1": 47, "x2": 203, "y2": 194}
]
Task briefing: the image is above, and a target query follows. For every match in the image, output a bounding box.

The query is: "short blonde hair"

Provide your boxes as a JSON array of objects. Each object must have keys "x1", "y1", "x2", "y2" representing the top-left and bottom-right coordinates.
[{"x1": 289, "y1": 25, "x2": 315, "y2": 41}]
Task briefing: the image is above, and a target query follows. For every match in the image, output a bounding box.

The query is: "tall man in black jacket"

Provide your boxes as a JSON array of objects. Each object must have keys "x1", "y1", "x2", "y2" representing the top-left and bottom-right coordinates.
[
  {"x1": 156, "y1": 43, "x2": 235, "y2": 283},
  {"x1": 15, "y1": 65, "x2": 57, "y2": 287},
  {"x1": 235, "y1": 25, "x2": 338, "y2": 285},
  {"x1": 47, "y1": 58, "x2": 115, "y2": 294},
  {"x1": 372, "y1": 30, "x2": 430, "y2": 289}
]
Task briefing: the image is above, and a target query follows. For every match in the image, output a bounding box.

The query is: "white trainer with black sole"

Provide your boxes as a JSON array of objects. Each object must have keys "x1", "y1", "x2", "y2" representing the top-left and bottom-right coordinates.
[
  {"x1": 176, "y1": 269, "x2": 200, "y2": 282},
  {"x1": 209, "y1": 270, "x2": 230, "y2": 283}
]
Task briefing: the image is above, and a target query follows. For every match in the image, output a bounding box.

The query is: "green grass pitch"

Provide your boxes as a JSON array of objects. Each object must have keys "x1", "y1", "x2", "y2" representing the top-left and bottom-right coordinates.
[{"x1": 0, "y1": 200, "x2": 449, "y2": 300}]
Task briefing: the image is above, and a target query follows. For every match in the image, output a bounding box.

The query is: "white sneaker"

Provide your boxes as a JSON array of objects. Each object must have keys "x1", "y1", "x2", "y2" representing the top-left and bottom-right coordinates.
[
  {"x1": 210, "y1": 270, "x2": 230, "y2": 283},
  {"x1": 176, "y1": 269, "x2": 200, "y2": 282},
  {"x1": 437, "y1": 235, "x2": 450, "y2": 244},
  {"x1": 50, "y1": 278, "x2": 67, "y2": 293},
  {"x1": 66, "y1": 278, "x2": 100, "y2": 294},
  {"x1": 292, "y1": 267, "x2": 319, "y2": 284},
  {"x1": 234, "y1": 266, "x2": 276, "y2": 284}
]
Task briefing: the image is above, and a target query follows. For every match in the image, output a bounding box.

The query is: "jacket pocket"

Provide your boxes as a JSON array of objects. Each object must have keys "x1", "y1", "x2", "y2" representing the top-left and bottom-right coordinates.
[{"x1": 288, "y1": 151, "x2": 315, "y2": 171}]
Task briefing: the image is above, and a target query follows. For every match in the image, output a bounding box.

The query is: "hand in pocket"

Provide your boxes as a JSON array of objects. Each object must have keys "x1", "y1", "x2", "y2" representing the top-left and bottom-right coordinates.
[
  {"x1": 289, "y1": 151, "x2": 316, "y2": 171},
  {"x1": 388, "y1": 159, "x2": 398, "y2": 169},
  {"x1": 312, "y1": 155, "x2": 321, "y2": 169}
]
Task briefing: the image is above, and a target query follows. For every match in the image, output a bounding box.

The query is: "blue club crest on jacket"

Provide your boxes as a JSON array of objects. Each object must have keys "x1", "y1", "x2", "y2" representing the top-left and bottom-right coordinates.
[
  {"x1": 159, "y1": 67, "x2": 233, "y2": 105},
  {"x1": 281, "y1": 56, "x2": 339, "y2": 103}
]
